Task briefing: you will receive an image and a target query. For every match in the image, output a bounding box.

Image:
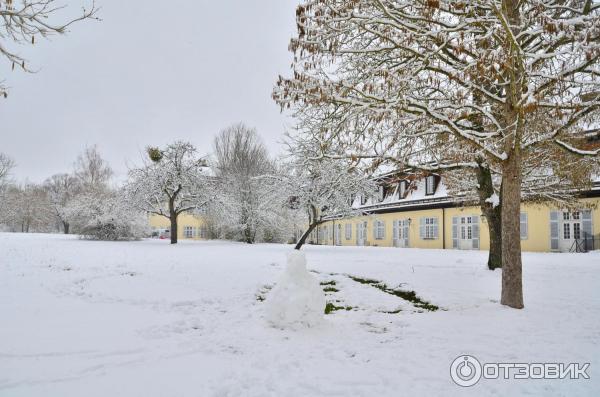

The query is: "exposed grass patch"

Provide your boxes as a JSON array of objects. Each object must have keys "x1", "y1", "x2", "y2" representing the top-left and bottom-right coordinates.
[
  {"x1": 320, "y1": 280, "x2": 336, "y2": 286},
  {"x1": 347, "y1": 275, "x2": 439, "y2": 312},
  {"x1": 323, "y1": 286, "x2": 339, "y2": 293},
  {"x1": 381, "y1": 308, "x2": 402, "y2": 314},
  {"x1": 324, "y1": 302, "x2": 354, "y2": 314}
]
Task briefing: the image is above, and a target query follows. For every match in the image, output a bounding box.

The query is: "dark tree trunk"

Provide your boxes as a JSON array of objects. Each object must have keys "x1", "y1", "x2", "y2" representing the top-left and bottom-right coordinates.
[
  {"x1": 500, "y1": 150, "x2": 523, "y2": 309},
  {"x1": 475, "y1": 164, "x2": 502, "y2": 270},
  {"x1": 244, "y1": 226, "x2": 254, "y2": 244},
  {"x1": 169, "y1": 199, "x2": 178, "y2": 244},
  {"x1": 63, "y1": 221, "x2": 70, "y2": 234},
  {"x1": 499, "y1": 0, "x2": 525, "y2": 309},
  {"x1": 295, "y1": 205, "x2": 320, "y2": 250},
  {"x1": 295, "y1": 221, "x2": 320, "y2": 250}
]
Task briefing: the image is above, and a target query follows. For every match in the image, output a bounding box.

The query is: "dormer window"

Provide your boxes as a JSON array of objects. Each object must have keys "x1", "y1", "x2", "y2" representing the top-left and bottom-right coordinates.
[
  {"x1": 425, "y1": 175, "x2": 437, "y2": 195},
  {"x1": 398, "y1": 180, "x2": 407, "y2": 199}
]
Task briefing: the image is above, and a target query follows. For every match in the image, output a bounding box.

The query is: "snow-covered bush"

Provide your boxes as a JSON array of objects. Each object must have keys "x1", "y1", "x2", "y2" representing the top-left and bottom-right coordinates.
[
  {"x1": 71, "y1": 189, "x2": 149, "y2": 241},
  {"x1": 265, "y1": 251, "x2": 325, "y2": 329}
]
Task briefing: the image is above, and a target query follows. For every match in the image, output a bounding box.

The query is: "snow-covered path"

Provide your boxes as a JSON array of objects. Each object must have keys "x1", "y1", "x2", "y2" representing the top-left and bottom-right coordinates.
[{"x1": 1, "y1": 233, "x2": 599, "y2": 396}]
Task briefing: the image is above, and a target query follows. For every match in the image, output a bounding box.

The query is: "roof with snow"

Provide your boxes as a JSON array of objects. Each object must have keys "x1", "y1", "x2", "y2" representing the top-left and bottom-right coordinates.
[{"x1": 350, "y1": 172, "x2": 600, "y2": 215}]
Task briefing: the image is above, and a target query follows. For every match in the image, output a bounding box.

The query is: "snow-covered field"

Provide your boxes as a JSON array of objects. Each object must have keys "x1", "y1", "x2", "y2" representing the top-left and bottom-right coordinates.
[{"x1": 1, "y1": 233, "x2": 599, "y2": 396}]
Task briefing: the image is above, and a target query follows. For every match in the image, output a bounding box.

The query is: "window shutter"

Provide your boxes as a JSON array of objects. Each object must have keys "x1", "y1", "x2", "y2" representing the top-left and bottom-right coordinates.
[
  {"x1": 393, "y1": 220, "x2": 398, "y2": 241},
  {"x1": 432, "y1": 217, "x2": 439, "y2": 239},
  {"x1": 381, "y1": 220, "x2": 386, "y2": 239},
  {"x1": 452, "y1": 216, "x2": 459, "y2": 248},
  {"x1": 520, "y1": 213, "x2": 528, "y2": 240},
  {"x1": 582, "y1": 210, "x2": 593, "y2": 250},
  {"x1": 419, "y1": 217, "x2": 425, "y2": 239},
  {"x1": 472, "y1": 216, "x2": 480, "y2": 249},
  {"x1": 373, "y1": 220, "x2": 378, "y2": 240},
  {"x1": 403, "y1": 221, "x2": 409, "y2": 247},
  {"x1": 550, "y1": 211, "x2": 559, "y2": 250}
]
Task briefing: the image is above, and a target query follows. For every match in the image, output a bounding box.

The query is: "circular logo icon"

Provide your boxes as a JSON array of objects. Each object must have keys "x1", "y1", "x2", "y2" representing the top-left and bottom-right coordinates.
[{"x1": 450, "y1": 355, "x2": 482, "y2": 387}]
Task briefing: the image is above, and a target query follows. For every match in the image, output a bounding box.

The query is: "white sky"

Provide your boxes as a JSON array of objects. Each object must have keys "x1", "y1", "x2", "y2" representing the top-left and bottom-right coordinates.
[{"x1": 0, "y1": 0, "x2": 297, "y2": 183}]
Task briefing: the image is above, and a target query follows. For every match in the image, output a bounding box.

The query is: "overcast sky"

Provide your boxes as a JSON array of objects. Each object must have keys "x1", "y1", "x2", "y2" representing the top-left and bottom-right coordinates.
[{"x1": 1, "y1": 0, "x2": 297, "y2": 183}]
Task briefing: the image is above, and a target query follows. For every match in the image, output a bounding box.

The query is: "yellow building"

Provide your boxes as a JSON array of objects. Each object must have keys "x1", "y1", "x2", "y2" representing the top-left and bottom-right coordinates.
[
  {"x1": 148, "y1": 213, "x2": 210, "y2": 240},
  {"x1": 310, "y1": 175, "x2": 600, "y2": 253}
]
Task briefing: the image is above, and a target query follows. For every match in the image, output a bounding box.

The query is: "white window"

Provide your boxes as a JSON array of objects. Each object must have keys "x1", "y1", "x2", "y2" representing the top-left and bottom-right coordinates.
[
  {"x1": 563, "y1": 223, "x2": 571, "y2": 239},
  {"x1": 183, "y1": 226, "x2": 193, "y2": 238},
  {"x1": 421, "y1": 217, "x2": 438, "y2": 239},
  {"x1": 520, "y1": 212, "x2": 528, "y2": 240},
  {"x1": 345, "y1": 224, "x2": 352, "y2": 240},
  {"x1": 574, "y1": 223, "x2": 581, "y2": 240},
  {"x1": 399, "y1": 181, "x2": 406, "y2": 199},
  {"x1": 425, "y1": 175, "x2": 436, "y2": 195},
  {"x1": 374, "y1": 220, "x2": 385, "y2": 240}
]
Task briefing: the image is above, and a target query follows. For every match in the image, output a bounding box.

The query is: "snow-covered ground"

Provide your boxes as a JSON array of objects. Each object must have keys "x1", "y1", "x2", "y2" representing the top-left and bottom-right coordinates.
[{"x1": 1, "y1": 233, "x2": 599, "y2": 396}]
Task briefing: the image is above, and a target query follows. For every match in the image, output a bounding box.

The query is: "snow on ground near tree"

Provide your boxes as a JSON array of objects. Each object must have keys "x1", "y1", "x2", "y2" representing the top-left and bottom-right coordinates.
[{"x1": 1, "y1": 233, "x2": 599, "y2": 397}]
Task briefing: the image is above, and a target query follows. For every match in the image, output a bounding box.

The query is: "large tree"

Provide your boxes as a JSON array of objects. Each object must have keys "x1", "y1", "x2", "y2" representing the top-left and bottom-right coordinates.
[
  {"x1": 44, "y1": 173, "x2": 80, "y2": 234},
  {"x1": 125, "y1": 141, "x2": 211, "y2": 244},
  {"x1": 73, "y1": 145, "x2": 113, "y2": 190},
  {"x1": 0, "y1": 0, "x2": 97, "y2": 97},
  {"x1": 212, "y1": 123, "x2": 277, "y2": 244},
  {"x1": 2, "y1": 182, "x2": 54, "y2": 232},
  {"x1": 274, "y1": 0, "x2": 600, "y2": 308},
  {"x1": 283, "y1": 134, "x2": 376, "y2": 250}
]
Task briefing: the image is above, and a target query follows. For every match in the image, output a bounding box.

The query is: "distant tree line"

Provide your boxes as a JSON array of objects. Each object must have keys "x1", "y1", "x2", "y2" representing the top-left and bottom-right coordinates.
[{"x1": 0, "y1": 122, "x2": 373, "y2": 244}]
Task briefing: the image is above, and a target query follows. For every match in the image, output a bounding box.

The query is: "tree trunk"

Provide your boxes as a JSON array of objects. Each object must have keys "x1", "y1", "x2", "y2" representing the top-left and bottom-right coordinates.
[
  {"x1": 295, "y1": 221, "x2": 320, "y2": 250},
  {"x1": 169, "y1": 200, "x2": 178, "y2": 244},
  {"x1": 475, "y1": 164, "x2": 502, "y2": 270},
  {"x1": 499, "y1": 0, "x2": 525, "y2": 309},
  {"x1": 500, "y1": 149, "x2": 524, "y2": 309},
  {"x1": 63, "y1": 221, "x2": 70, "y2": 234},
  {"x1": 244, "y1": 226, "x2": 254, "y2": 244}
]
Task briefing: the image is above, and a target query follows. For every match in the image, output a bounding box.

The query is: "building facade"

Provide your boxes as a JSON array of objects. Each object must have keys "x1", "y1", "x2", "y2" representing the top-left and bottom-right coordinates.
[
  {"x1": 310, "y1": 176, "x2": 600, "y2": 253},
  {"x1": 148, "y1": 213, "x2": 210, "y2": 240}
]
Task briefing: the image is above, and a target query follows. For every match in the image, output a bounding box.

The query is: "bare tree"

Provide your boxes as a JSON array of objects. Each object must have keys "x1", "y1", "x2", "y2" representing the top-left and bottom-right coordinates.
[
  {"x1": 44, "y1": 173, "x2": 80, "y2": 234},
  {"x1": 213, "y1": 123, "x2": 276, "y2": 244},
  {"x1": 0, "y1": 152, "x2": 14, "y2": 187},
  {"x1": 73, "y1": 145, "x2": 113, "y2": 190},
  {"x1": 273, "y1": 0, "x2": 600, "y2": 309},
  {"x1": 0, "y1": 0, "x2": 98, "y2": 97},
  {"x1": 283, "y1": 134, "x2": 376, "y2": 250},
  {"x1": 2, "y1": 182, "x2": 53, "y2": 232}
]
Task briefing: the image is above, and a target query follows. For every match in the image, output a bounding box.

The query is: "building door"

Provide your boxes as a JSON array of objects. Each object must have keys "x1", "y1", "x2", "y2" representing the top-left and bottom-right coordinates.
[
  {"x1": 559, "y1": 211, "x2": 582, "y2": 252},
  {"x1": 335, "y1": 224, "x2": 342, "y2": 246},
  {"x1": 459, "y1": 216, "x2": 473, "y2": 250},
  {"x1": 453, "y1": 216, "x2": 480, "y2": 250},
  {"x1": 393, "y1": 219, "x2": 410, "y2": 248},
  {"x1": 356, "y1": 222, "x2": 367, "y2": 246}
]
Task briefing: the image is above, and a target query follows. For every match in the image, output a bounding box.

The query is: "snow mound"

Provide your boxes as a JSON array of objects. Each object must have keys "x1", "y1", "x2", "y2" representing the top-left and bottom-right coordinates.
[{"x1": 265, "y1": 250, "x2": 325, "y2": 329}]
